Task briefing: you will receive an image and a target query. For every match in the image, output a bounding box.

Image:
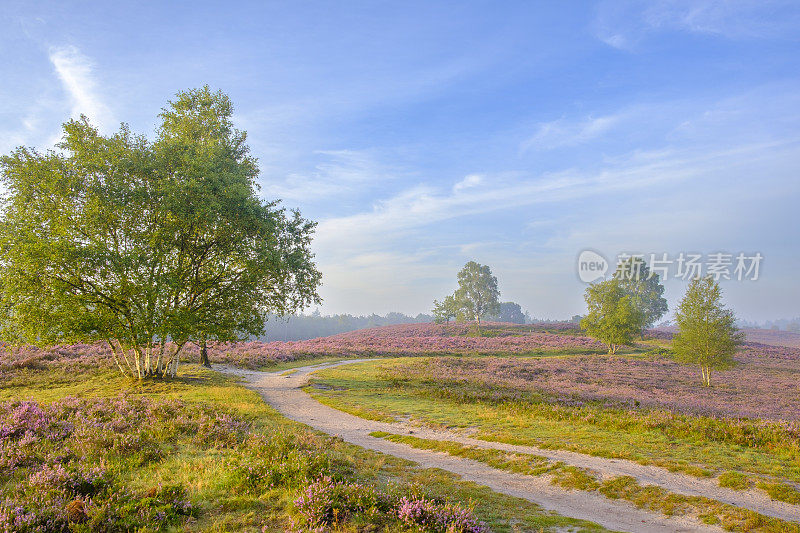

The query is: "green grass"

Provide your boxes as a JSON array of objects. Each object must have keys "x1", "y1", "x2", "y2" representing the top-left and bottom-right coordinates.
[
  {"x1": 719, "y1": 471, "x2": 751, "y2": 490},
  {"x1": 309, "y1": 358, "x2": 800, "y2": 485},
  {"x1": 757, "y1": 482, "x2": 800, "y2": 504},
  {"x1": 1, "y1": 363, "x2": 610, "y2": 532},
  {"x1": 369, "y1": 432, "x2": 800, "y2": 533}
]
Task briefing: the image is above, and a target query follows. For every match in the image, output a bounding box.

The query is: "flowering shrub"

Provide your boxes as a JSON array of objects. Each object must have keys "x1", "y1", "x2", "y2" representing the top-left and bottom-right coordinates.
[
  {"x1": 379, "y1": 355, "x2": 800, "y2": 455},
  {"x1": 396, "y1": 496, "x2": 489, "y2": 533},
  {"x1": 394, "y1": 343, "x2": 800, "y2": 422},
  {"x1": 290, "y1": 476, "x2": 488, "y2": 533},
  {"x1": 0, "y1": 324, "x2": 606, "y2": 376},
  {"x1": 4, "y1": 324, "x2": 799, "y2": 376},
  {"x1": 0, "y1": 394, "x2": 490, "y2": 532},
  {"x1": 0, "y1": 396, "x2": 251, "y2": 531},
  {"x1": 204, "y1": 322, "x2": 608, "y2": 369}
]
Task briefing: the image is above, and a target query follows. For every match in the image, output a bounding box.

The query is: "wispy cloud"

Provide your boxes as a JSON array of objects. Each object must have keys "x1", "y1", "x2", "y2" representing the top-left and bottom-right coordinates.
[
  {"x1": 595, "y1": 0, "x2": 800, "y2": 50},
  {"x1": 521, "y1": 114, "x2": 621, "y2": 151},
  {"x1": 49, "y1": 45, "x2": 113, "y2": 131},
  {"x1": 315, "y1": 135, "x2": 800, "y2": 258},
  {"x1": 261, "y1": 149, "x2": 396, "y2": 201}
]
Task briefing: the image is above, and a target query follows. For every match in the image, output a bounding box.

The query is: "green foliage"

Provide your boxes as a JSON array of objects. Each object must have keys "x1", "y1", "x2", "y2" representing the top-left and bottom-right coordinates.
[
  {"x1": 0, "y1": 86, "x2": 321, "y2": 379},
  {"x1": 613, "y1": 257, "x2": 668, "y2": 330},
  {"x1": 432, "y1": 295, "x2": 460, "y2": 324},
  {"x1": 580, "y1": 279, "x2": 644, "y2": 353},
  {"x1": 432, "y1": 262, "x2": 501, "y2": 329},
  {"x1": 673, "y1": 277, "x2": 743, "y2": 386},
  {"x1": 454, "y1": 261, "x2": 500, "y2": 328},
  {"x1": 487, "y1": 302, "x2": 527, "y2": 324}
]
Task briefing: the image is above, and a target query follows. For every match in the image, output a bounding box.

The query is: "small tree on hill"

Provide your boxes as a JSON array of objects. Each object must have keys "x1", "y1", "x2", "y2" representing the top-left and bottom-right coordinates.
[
  {"x1": 672, "y1": 277, "x2": 743, "y2": 386},
  {"x1": 581, "y1": 279, "x2": 644, "y2": 354},
  {"x1": 613, "y1": 257, "x2": 668, "y2": 332},
  {"x1": 432, "y1": 295, "x2": 459, "y2": 324},
  {"x1": 453, "y1": 261, "x2": 500, "y2": 330}
]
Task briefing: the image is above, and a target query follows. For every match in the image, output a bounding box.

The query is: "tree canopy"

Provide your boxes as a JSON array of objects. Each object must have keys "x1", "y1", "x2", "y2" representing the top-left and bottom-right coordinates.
[
  {"x1": 672, "y1": 277, "x2": 743, "y2": 386},
  {"x1": 432, "y1": 262, "x2": 501, "y2": 329},
  {"x1": 487, "y1": 302, "x2": 527, "y2": 324},
  {"x1": 0, "y1": 86, "x2": 322, "y2": 378},
  {"x1": 580, "y1": 278, "x2": 644, "y2": 354},
  {"x1": 432, "y1": 295, "x2": 459, "y2": 324},
  {"x1": 453, "y1": 261, "x2": 500, "y2": 329},
  {"x1": 613, "y1": 257, "x2": 668, "y2": 331}
]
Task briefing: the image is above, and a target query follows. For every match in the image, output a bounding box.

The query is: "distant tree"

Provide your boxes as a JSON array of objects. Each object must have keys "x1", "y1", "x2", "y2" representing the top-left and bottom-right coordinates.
[
  {"x1": 672, "y1": 277, "x2": 743, "y2": 387},
  {"x1": 489, "y1": 302, "x2": 526, "y2": 324},
  {"x1": 613, "y1": 257, "x2": 668, "y2": 331},
  {"x1": 453, "y1": 261, "x2": 500, "y2": 330},
  {"x1": 0, "y1": 86, "x2": 321, "y2": 378},
  {"x1": 581, "y1": 279, "x2": 644, "y2": 354},
  {"x1": 432, "y1": 295, "x2": 459, "y2": 324}
]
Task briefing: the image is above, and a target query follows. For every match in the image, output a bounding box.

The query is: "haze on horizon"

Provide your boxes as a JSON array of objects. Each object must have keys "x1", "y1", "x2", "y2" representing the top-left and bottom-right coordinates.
[{"x1": 2, "y1": 1, "x2": 799, "y2": 322}]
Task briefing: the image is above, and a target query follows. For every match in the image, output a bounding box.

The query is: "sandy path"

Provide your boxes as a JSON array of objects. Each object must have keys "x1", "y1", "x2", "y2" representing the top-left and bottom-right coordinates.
[
  {"x1": 284, "y1": 361, "x2": 799, "y2": 524},
  {"x1": 218, "y1": 360, "x2": 743, "y2": 532}
]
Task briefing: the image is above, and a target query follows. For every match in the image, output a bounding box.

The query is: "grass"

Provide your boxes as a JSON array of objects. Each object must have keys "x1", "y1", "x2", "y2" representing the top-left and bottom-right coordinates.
[
  {"x1": 369, "y1": 432, "x2": 800, "y2": 533},
  {"x1": 719, "y1": 471, "x2": 751, "y2": 490},
  {"x1": 757, "y1": 482, "x2": 800, "y2": 505},
  {"x1": 1, "y1": 362, "x2": 610, "y2": 532},
  {"x1": 309, "y1": 358, "x2": 800, "y2": 485}
]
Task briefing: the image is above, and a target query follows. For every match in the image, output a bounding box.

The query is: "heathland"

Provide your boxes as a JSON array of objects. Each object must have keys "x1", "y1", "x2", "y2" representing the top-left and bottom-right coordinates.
[{"x1": 1, "y1": 322, "x2": 799, "y2": 531}]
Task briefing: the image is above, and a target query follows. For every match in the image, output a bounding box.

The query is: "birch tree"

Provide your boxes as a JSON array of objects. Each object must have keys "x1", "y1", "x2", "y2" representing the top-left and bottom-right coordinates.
[
  {"x1": 0, "y1": 86, "x2": 321, "y2": 378},
  {"x1": 581, "y1": 279, "x2": 644, "y2": 354},
  {"x1": 453, "y1": 261, "x2": 500, "y2": 330},
  {"x1": 672, "y1": 277, "x2": 743, "y2": 386}
]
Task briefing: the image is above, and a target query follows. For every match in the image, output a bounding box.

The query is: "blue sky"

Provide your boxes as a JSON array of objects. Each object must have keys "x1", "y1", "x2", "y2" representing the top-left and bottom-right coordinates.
[{"x1": 2, "y1": 1, "x2": 799, "y2": 321}]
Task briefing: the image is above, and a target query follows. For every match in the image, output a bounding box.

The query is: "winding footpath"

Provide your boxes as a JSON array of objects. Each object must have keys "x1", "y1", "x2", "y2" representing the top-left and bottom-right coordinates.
[{"x1": 216, "y1": 360, "x2": 800, "y2": 532}]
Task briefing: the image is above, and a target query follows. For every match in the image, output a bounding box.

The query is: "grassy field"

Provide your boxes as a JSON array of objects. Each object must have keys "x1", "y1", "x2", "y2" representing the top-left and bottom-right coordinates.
[
  {"x1": 0, "y1": 362, "x2": 608, "y2": 532},
  {"x1": 308, "y1": 357, "x2": 800, "y2": 491},
  {"x1": 4, "y1": 324, "x2": 799, "y2": 531}
]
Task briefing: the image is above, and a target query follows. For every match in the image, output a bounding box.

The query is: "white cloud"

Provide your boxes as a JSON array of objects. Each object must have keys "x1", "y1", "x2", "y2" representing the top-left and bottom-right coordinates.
[
  {"x1": 49, "y1": 45, "x2": 114, "y2": 131},
  {"x1": 521, "y1": 114, "x2": 621, "y2": 151},
  {"x1": 453, "y1": 173, "x2": 483, "y2": 192}
]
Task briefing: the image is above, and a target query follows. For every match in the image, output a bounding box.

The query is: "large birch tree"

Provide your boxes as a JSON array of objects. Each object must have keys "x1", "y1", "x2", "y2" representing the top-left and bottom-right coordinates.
[{"x1": 0, "y1": 86, "x2": 321, "y2": 378}]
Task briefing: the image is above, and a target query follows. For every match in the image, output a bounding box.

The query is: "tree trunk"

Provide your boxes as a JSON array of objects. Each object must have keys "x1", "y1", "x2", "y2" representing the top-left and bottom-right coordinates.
[{"x1": 200, "y1": 338, "x2": 210, "y2": 368}]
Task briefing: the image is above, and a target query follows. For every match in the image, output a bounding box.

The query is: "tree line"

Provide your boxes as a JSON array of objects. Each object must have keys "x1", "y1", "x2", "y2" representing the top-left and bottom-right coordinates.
[
  {"x1": 435, "y1": 258, "x2": 743, "y2": 386},
  {"x1": 260, "y1": 311, "x2": 433, "y2": 341}
]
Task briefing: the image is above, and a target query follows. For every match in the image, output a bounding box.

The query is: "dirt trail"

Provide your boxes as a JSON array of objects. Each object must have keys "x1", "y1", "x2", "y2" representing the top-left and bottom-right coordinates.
[{"x1": 216, "y1": 360, "x2": 799, "y2": 531}]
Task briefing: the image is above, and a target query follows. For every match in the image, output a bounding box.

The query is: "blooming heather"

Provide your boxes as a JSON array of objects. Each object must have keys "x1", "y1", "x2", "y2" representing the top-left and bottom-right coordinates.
[
  {"x1": 387, "y1": 344, "x2": 800, "y2": 423},
  {"x1": 291, "y1": 475, "x2": 488, "y2": 532}
]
